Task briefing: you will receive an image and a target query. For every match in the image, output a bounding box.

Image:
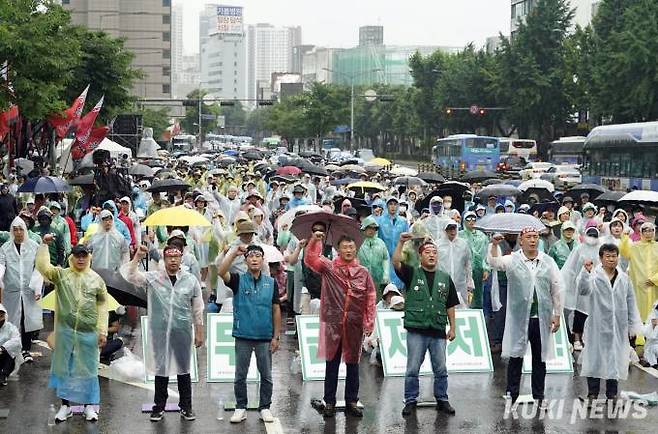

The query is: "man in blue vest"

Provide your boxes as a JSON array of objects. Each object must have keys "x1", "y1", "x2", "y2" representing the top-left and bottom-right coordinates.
[
  {"x1": 217, "y1": 244, "x2": 281, "y2": 425},
  {"x1": 393, "y1": 233, "x2": 459, "y2": 417}
]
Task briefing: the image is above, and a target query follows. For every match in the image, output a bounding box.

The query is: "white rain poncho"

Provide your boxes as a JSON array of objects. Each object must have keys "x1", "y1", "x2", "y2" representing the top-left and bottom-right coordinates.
[
  {"x1": 120, "y1": 262, "x2": 203, "y2": 377},
  {"x1": 417, "y1": 196, "x2": 453, "y2": 243},
  {"x1": 0, "y1": 217, "x2": 43, "y2": 333},
  {"x1": 576, "y1": 265, "x2": 642, "y2": 380},
  {"x1": 85, "y1": 224, "x2": 130, "y2": 271},
  {"x1": 487, "y1": 248, "x2": 563, "y2": 361},
  {"x1": 0, "y1": 304, "x2": 21, "y2": 361},
  {"x1": 560, "y1": 238, "x2": 601, "y2": 317},
  {"x1": 436, "y1": 236, "x2": 474, "y2": 307},
  {"x1": 643, "y1": 304, "x2": 658, "y2": 365}
]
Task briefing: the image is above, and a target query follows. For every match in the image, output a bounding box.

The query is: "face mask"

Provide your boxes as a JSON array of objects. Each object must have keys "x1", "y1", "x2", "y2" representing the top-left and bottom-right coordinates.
[
  {"x1": 584, "y1": 236, "x2": 598, "y2": 246},
  {"x1": 443, "y1": 202, "x2": 452, "y2": 210}
]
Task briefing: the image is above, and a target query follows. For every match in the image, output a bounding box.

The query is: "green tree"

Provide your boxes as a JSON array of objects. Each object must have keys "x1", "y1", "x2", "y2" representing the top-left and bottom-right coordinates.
[
  {"x1": 0, "y1": 0, "x2": 81, "y2": 119},
  {"x1": 591, "y1": 0, "x2": 657, "y2": 122},
  {"x1": 139, "y1": 107, "x2": 171, "y2": 140},
  {"x1": 180, "y1": 89, "x2": 220, "y2": 137},
  {"x1": 492, "y1": 0, "x2": 574, "y2": 144},
  {"x1": 245, "y1": 106, "x2": 273, "y2": 141},
  {"x1": 564, "y1": 25, "x2": 595, "y2": 132},
  {"x1": 64, "y1": 28, "x2": 143, "y2": 122},
  {"x1": 408, "y1": 50, "x2": 450, "y2": 143},
  {"x1": 266, "y1": 95, "x2": 307, "y2": 140},
  {"x1": 302, "y1": 82, "x2": 349, "y2": 149},
  {"x1": 219, "y1": 100, "x2": 246, "y2": 132}
]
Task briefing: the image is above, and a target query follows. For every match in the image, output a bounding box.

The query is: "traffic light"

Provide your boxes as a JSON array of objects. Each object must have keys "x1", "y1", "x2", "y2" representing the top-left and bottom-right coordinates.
[
  {"x1": 182, "y1": 100, "x2": 198, "y2": 107},
  {"x1": 378, "y1": 96, "x2": 394, "y2": 102},
  {"x1": 258, "y1": 100, "x2": 274, "y2": 106},
  {"x1": 220, "y1": 101, "x2": 236, "y2": 106},
  {"x1": 479, "y1": 108, "x2": 486, "y2": 116},
  {"x1": 445, "y1": 108, "x2": 452, "y2": 115}
]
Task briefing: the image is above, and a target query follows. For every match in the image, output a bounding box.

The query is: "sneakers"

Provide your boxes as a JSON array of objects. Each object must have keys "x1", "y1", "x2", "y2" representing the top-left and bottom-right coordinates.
[
  {"x1": 573, "y1": 341, "x2": 584, "y2": 351},
  {"x1": 55, "y1": 405, "x2": 73, "y2": 423},
  {"x1": 259, "y1": 408, "x2": 274, "y2": 423},
  {"x1": 149, "y1": 408, "x2": 164, "y2": 422},
  {"x1": 402, "y1": 402, "x2": 417, "y2": 416},
  {"x1": 437, "y1": 400, "x2": 456, "y2": 415},
  {"x1": 180, "y1": 408, "x2": 196, "y2": 421},
  {"x1": 322, "y1": 403, "x2": 336, "y2": 418},
  {"x1": 345, "y1": 402, "x2": 363, "y2": 418},
  {"x1": 230, "y1": 408, "x2": 247, "y2": 423},
  {"x1": 84, "y1": 405, "x2": 98, "y2": 422},
  {"x1": 22, "y1": 351, "x2": 33, "y2": 363}
]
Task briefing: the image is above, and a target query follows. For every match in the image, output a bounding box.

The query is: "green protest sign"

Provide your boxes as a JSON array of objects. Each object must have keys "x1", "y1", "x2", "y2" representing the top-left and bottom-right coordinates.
[
  {"x1": 522, "y1": 314, "x2": 573, "y2": 373},
  {"x1": 140, "y1": 316, "x2": 199, "y2": 383},
  {"x1": 376, "y1": 309, "x2": 493, "y2": 377},
  {"x1": 296, "y1": 315, "x2": 346, "y2": 381},
  {"x1": 206, "y1": 313, "x2": 259, "y2": 383}
]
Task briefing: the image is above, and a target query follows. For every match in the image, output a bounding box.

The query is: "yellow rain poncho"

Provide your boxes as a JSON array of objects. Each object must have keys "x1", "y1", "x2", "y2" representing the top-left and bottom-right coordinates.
[
  {"x1": 36, "y1": 244, "x2": 108, "y2": 404},
  {"x1": 620, "y1": 234, "x2": 658, "y2": 320}
]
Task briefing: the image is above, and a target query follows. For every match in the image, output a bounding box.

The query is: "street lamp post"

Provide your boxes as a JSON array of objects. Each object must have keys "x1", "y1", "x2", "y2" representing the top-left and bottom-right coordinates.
[{"x1": 323, "y1": 67, "x2": 381, "y2": 150}]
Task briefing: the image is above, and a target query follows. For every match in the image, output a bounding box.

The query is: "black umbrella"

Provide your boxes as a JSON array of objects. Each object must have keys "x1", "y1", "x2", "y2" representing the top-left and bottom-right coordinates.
[
  {"x1": 417, "y1": 172, "x2": 446, "y2": 184},
  {"x1": 338, "y1": 158, "x2": 361, "y2": 166},
  {"x1": 461, "y1": 171, "x2": 498, "y2": 182},
  {"x1": 333, "y1": 196, "x2": 368, "y2": 213},
  {"x1": 519, "y1": 187, "x2": 556, "y2": 205},
  {"x1": 414, "y1": 182, "x2": 470, "y2": 214},
  {"x1": 291, "y1": 211, "x2": 363, "y2": 249},
  {"x1": 129, "y1": 163, "x2": 155, "y2": 177},
  {"x1": 593, "y1": 190, "x2": 625, "y2": 205},
  {"x1": 482, "y1": 178, "x2": 504, "y2": 186},
  {"x1": 302, "y1": 165, "x2": 329, "y2": 177},
  {"x1": 529, "y1": 200, "x2": 561, "y2": 216},
  {"x1": 147, "y1": 178, "x2": 191, "y2": 193},
  {"x1": 567, "y1": 184, "x2": 608, "y2": 200},
  {"x1": 299, "y1": 151, "x2": 322, "y2": 159},
  {"x1": 476, "y1": 184, "x2": 521, "y2": 201},
  {"x1": 68, "y1": 174, "x2": 95, "y2": 186},
  {"x1": 95, "y1": 269, "x2": 147, "y2": 308},
  {"x1": 216, "y1": 158, "x2": 236, "y2": 167},
  {"x1": 243, "y1": 151, "x2": 264, "y2": 161},
  {"x1": 330, "y1": 178, "x2": 360, "y2": 186}
]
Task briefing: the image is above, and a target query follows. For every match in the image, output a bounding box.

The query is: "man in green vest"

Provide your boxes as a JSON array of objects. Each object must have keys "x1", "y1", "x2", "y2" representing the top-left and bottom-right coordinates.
[{"x1": 393, "y1": 233, "x2": 459, "y2": 417}]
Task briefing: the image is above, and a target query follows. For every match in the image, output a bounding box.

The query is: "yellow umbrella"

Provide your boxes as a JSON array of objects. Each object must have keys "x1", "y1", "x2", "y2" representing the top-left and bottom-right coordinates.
[
  {"x1": 370, "y1": 157, "x2": 391, "y2": 166},
  {"x1": 347, "y1": 181, "x2": 387, "y2": 192},
  {"x1": 143, "y1": 206, "x2": 211, "y2": 227},
  {"x1": 39, "y1": 290, "x2": 121, "y2": 312}
]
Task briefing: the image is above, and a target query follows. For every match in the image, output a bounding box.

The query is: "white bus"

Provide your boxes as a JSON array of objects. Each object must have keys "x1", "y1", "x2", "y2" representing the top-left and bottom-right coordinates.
[{"x1": 499, "y1": 138, "x2": 538, "y2": 161}]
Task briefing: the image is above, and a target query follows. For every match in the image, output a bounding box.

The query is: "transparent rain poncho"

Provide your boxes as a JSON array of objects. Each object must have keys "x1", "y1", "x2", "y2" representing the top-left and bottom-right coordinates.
[
  {"x1": 36, "y1": 244, "x2": 108, "y2": 404},
  {"x1": 576, "y1": 265, "x2": 642, "y2": 380},
  {"x1": 120, "y1": 262, "x2": 203, "y2": 377},
  {"x1": 560, "y1": 239, "x2": 602, "y2": 316},
  {"x1": 357, "y1": 217, "x2": 390, "y2": 299},
  {"x1": 85, "y1": 225, "x2": 130, "y2": 272},
  {"x1": 0, "y1": 217, "x2": 44, "y2": 333},
  {"x1": 304, "y1": 238, "x2": 377, "y2": 364},
  {"x1": 436, "y1": 236, "x2": 474, "y2": 307}
]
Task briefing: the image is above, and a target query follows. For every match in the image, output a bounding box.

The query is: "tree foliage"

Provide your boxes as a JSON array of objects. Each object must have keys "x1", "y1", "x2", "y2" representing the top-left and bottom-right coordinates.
[{"x1": 139, "y1": 107, "x2": 171, "y2": 140}]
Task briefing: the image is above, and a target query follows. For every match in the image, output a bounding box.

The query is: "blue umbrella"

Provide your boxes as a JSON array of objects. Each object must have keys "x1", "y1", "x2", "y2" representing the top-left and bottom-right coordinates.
[
  {"x1": 17, "y1": 176, "x2": 70, "y2": 194},
  {"x1": 223, "y1": 149, "x2": 238, "y2": 156},
  {"x1": 330, "y1": 178, "x2": 359, "y2": 186}
]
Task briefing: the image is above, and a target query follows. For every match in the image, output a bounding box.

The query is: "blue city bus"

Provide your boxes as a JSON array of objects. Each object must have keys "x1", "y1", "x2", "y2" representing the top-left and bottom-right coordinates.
[
  {"x1": 432, "y1": 134, "x2": 501, "y2": 174},
  {"x1": 582, "y1": 121, "x2": 658, "y2": 191}
]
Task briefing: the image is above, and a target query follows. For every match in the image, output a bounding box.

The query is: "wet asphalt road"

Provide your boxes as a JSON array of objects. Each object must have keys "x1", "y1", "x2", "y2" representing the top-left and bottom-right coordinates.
[{"x1": 2, "y1": 313, "x2": 658, "y2": 434}]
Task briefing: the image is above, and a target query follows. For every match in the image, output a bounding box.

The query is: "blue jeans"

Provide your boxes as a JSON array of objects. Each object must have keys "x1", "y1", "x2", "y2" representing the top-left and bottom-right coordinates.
[
  {"x1": 234, "y1": 338, "x2": 273, "y2": 410},
  {"x1": 404, "y1": 331, "x2": 448, "y2": 404}
]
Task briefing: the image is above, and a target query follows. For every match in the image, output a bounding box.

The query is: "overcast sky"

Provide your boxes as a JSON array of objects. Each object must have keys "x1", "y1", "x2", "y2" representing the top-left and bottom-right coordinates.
[{"x1": 178, "y1": 0, "x2": 511, "y2": 54}]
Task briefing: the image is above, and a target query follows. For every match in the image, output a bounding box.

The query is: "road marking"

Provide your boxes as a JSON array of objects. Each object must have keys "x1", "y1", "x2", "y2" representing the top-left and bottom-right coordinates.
[
  {"x1": 264, "y1": 417, "x2": 285, "y2": 434},
  {"x1": 632, "y1": 362, "x2": 658, "y2": 379}
]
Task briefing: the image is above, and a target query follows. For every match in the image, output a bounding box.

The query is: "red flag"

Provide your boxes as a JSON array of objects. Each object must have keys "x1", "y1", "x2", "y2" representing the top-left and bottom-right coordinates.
[
  {"x1": 71, "y1": 125, "x2": 109, "y2": 160},
  {"x1": 75, "y1": 95, "x2": 104, "y2": 144},
  {"x1": 49, "y1": 85, "x2": 89, "y2": 139},
  {"x1": 0, "y1": 105, "x2": 19, "y2": 141}
]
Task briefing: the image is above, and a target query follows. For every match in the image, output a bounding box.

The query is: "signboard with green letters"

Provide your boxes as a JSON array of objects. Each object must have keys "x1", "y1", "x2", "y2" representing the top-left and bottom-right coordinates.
[
  {"x1": 206, "y1": 313, "x2": 260, "y2": 383},
  {"x1": 140, "y1": 316, "x2": 199, "y2": 383},
  {"x1": 375, "y1": 309, "x2": 494, "y2": 377},
  {"x1": 296, "y1": 315, "x2": 346, "y2": 381},
  {"x1": 522, "y1": 315, "x2": 573, "y2": 373}
]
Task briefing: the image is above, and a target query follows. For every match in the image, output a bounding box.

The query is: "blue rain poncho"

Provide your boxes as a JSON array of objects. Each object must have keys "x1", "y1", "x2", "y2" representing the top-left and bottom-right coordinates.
[{"x1": 377, "y1": 199, "x2": 409, "y2": 289}]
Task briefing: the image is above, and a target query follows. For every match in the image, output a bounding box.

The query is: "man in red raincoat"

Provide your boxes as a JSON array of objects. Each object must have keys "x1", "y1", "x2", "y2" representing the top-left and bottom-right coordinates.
[{"x1": 304, "y1": 227, "x2": 376, "y2": 418}]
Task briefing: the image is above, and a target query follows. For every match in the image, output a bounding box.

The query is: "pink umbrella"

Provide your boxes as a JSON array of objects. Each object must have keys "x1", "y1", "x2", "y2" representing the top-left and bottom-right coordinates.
[{"x1": 276, "y1": 166, "x2": 302, "y2": 176}]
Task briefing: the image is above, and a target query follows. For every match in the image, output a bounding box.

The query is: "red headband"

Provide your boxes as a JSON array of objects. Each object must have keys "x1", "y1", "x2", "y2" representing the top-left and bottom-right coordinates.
[
  {"x1": 163, "y1": 248, "x2": 183, "y2": 257},
  {"x1": 520, "y1": 226, "x2": 539, "y2": 236}
]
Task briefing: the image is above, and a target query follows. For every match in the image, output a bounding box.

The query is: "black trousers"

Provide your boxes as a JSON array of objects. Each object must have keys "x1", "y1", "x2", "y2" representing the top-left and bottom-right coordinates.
[
  {"x1": 0, "y1": 351, "x2": 15, "y2": 376},
  {"x1": 587, "y1": 377, "x2": 618, "y2": 399},
  {"x1": 100, "y1": 338, "x2": 123, "y2": 359},
  {"x1": 154, "y1": 374, "x2": 192, "y2": 411},
  {"x1": 323, "y1": 341, "x2": 359, "y2": 405},
  {"x1": 572, "y1": 310, "x2": 588, "y2": 335},
  {"x1": 507, "y1": 318, "x2": 546, "y2": 401},
  {"x1": 20, "y1": 300, "x2": 33, "y2": 352}
]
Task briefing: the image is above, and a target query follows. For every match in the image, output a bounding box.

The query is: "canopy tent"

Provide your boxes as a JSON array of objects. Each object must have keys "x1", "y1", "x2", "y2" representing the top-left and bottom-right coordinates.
[{"x1": 58, "y1": 138, "x2": 133, "y2": 174}]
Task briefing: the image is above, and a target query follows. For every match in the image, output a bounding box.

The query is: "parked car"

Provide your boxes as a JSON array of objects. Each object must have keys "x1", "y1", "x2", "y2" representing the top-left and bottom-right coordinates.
[
  {"x1": 496, "y1": 155, "x2": 527, "y2": 177},
  {"x1": 540, "y1": 165, "x2": 582, "y2": 189},
  {"x1": 519, "y1": 162, "x2": 554, "y2": 180}
]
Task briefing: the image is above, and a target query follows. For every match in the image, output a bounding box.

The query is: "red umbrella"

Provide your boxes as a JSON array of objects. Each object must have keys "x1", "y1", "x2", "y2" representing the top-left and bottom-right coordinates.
[
  {"x1": 276, "y1": 166, "x2": 302, "y2": 176},
  {"x1": 291, "y1": 211, "x2": 363, "y2": 249}
]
